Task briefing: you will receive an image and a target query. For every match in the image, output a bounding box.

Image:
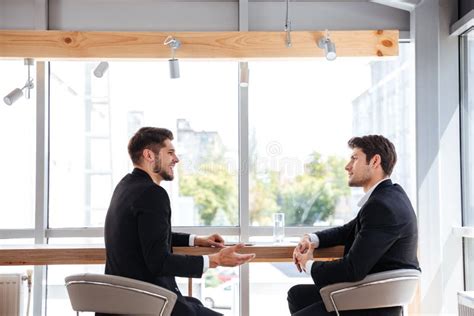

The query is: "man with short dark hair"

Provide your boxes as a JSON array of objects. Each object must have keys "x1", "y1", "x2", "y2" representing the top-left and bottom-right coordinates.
[
  {"x1": 287, "y1": 135, "x2": 420, "y2": 316},
  {"x1": 104, "y1": 127, "x2": 255, "y2": 316}
]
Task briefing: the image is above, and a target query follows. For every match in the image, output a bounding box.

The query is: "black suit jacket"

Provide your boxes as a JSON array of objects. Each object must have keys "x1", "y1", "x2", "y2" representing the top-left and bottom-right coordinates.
[
  {"x1": 104, "y1": 168, "x2": 204, "y2": 295},
  {"x1": 311, "y1": 179, "x2": 420, "y2": 288}
]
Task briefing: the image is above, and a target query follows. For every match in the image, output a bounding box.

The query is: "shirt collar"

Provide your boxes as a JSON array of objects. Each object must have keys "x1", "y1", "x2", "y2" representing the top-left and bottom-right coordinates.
[{"x1": 357, "y1": 177, "x2": 390, "y2": 207}]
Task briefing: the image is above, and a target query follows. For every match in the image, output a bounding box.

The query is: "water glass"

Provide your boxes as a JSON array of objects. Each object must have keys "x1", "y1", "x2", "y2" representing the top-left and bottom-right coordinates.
[{"x1": 273, "y1": 213, "x2": 285, "y2": 243}]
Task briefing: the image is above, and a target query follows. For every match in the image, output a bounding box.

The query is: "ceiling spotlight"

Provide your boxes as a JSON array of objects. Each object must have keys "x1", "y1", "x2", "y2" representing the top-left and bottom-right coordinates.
[
  {"x1": 93, "y1": 61, "x2": 109, "y2": 78},
  {"x1": 239, "y1": 62, "x2": 249, "y2": 87},
  {"x1": 318, "y1": 30, "x2": 337, "y2": 61},
  {"x1": 3, "y1": 58, "x2": 35, "y2": 106},
  {"x1": 164, "y1": 36, "x2": 181, "y2": 79}
]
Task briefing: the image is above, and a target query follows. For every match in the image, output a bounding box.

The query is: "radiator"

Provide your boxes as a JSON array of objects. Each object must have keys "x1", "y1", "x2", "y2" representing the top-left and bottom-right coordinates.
[
  {"x1": 459, "y1": 291, "x2": 474, "y2": 316},
  {"x1": 0, "y1": 274, "x2": 23, "y2": 316}
]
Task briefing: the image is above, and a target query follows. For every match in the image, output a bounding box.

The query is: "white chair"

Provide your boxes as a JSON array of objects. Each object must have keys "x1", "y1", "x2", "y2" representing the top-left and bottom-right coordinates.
[
  {"x1": 65, "y1": 273, "x2": 177, "y2": 316},
  {"x1": 319, "y1": 269, "x2": 421, "y2": 316}
]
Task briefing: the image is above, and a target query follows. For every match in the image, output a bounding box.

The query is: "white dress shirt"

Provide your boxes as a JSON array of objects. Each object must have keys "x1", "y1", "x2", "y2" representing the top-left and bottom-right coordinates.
[{"x1": 189, "y1": 234, "x2": 210, "y2": 273}]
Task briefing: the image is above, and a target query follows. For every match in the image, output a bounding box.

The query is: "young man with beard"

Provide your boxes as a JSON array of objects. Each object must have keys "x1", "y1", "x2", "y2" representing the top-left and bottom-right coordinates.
[
  {"x1": 104, "y1": 127, "x2": 255, "y2": 316},
  {"x1": 288, "y1": 135, "x2": 420, "y2": 316}
]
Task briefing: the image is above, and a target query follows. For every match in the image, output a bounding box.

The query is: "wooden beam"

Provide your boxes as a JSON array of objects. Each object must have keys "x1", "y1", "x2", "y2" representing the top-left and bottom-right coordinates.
[{"x1": 0, "y1": 30, "x2": 398, "y2": 60}]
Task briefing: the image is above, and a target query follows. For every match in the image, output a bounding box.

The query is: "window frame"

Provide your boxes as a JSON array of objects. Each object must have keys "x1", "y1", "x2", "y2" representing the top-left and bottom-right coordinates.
[{"x1": 460, "y1": 27, "x2": 474, "y2": 291}]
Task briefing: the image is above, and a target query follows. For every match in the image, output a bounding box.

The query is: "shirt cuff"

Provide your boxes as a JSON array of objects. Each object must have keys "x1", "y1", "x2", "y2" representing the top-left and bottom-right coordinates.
[
  {"x1": 189, "y1": 234, "x2": 196, "y2": 246},
  {"x1": 308, "y1": 233, "x2": 320, "y2": 248},
  {"x1": 304, "y1": 260, "x2": 314, "y2": 276},
  {"x1": 202, "y1": 255, "x2": 210, "y2": 273}
]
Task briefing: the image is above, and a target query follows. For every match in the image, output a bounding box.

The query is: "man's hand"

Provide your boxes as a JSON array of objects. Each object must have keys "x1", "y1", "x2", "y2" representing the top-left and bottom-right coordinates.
[
  {"x1": 294, "y1": 242, "x2": 315, "y2": 273},
  {"x1": 293, "y1": 235, "x2": 312, "y2": 272},
  {"x1": 209, "y1": 244, "x2": 256, "y2": 268},
  {"x1": 195, "y1": 234, "x2": 225, "y2": 248}
]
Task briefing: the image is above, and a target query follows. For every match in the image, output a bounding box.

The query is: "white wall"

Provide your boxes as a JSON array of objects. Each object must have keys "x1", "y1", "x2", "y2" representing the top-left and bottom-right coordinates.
[{"x1": 414, "y1": 0, "x2": 463, "y2": 314}]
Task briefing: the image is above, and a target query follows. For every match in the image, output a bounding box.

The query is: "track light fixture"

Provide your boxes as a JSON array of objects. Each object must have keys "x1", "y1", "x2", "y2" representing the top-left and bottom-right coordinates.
[
  {"x1": 318, "y1": 30, "x2": 337, "y2": 61},
  {"x1": 239, "y1": 62, "x2": 249, "y2": 87},
  {"x1": 3, "y1": 58, "x2": 35, "y2": 106},
  {"x1": 93, "y1": 61, "x2": 109, "y2": 78},
  {"x1": 284, "y1": 0, "x2": 292, "y2": 48},
  {"x1": 164, "y1": 36, "x2": 181, "y2": 79}
]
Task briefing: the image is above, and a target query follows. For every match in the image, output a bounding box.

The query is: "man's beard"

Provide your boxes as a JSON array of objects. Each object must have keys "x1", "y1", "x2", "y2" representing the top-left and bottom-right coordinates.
[
  {"x1": 348, "y1": 166, "x2": 371, "y2": 187},
  {"x1": 153, "y1": 156, "x2": 174, "y2": 181}
]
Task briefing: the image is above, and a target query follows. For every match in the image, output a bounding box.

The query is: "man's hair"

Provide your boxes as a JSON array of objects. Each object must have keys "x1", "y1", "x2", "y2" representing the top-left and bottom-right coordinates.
[
  {"x1": 128, "y1": 127, "x2": 174, "y2": 164},
  {"x1": 348, "y1": 135, "x2": 397, "y2": 176}
]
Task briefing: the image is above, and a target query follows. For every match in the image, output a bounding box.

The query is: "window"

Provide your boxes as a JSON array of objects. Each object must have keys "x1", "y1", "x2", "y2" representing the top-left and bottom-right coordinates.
[
  {"x1": 1, "y1": 43, "x2": 416, "y2": 315},
  {"x1": 461, "y1": 28, "x2": 474, "y2": 290},
  {"x1": 49, "y1": 61, "x2": 238, "y2": 228},
  {"x1": 178, "y1": 267, "x2": 240, "y2": 315},
  {"x1": 248, "y1": 45, "x2": 416, "y2": 230},
  {"x1": 248, "y1": 45, "x2": 415, "y2": 314},
  {"x1": 249, "y1": 262, "x2": 313, "y2": 315}
]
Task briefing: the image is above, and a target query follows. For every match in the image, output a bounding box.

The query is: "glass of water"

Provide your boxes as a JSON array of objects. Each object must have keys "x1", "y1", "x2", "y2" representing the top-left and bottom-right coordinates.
[{"x1": 273, "y1": 213, "x2": 285, "y2": 243}]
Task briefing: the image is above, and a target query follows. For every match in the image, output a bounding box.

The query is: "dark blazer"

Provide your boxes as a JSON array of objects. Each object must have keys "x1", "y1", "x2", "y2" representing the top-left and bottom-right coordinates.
[
  {"x1": 311, "y1": 179, "x2": 420, "y2": 288},
  {"x1": 104, "y1": 168, "x2": 204, "y2": 295}
]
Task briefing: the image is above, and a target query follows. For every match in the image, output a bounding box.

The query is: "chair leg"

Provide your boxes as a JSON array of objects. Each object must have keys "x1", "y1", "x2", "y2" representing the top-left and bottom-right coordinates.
[{"x1": 329, "y1": 293, "x2": 340, "y2": 316}]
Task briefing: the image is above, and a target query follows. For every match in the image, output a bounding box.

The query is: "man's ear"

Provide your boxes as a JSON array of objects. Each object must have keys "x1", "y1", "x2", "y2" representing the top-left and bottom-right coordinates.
[
  {"x1": 142, "y1": 148, "x2": 154, "y2": 162},
  {"x1": 370, "y1": 154, "x2": 382, "y2": 168}
]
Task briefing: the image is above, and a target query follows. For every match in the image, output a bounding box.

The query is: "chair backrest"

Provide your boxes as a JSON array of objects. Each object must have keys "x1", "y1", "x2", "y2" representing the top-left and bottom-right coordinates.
[
  {"x1": 319, "y1": 269, "x2": 421, "y2": 313},
  {"x1": 65, "y1": 273, "x2": 177, "y2": 316}
]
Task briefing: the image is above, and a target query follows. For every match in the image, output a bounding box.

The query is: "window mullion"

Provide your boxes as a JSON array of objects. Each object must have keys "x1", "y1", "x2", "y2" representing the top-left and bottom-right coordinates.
[
  {"x1": 238, "y1": 61, "x2": 250, "y2": 316},
  {"x1": 33, "y1": 61, "x2": 49, "y2": 316}
]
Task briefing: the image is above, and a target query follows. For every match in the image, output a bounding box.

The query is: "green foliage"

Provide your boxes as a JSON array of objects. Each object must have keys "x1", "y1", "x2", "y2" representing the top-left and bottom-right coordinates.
[
  {"x1": 278, "y1": 152, "x2": 350, "y2": 225},
  {"x1": 249, "y1": 171, "x2": 280, "y2": 225},
  {"x1": 180, "y1": 163, "x2": 237, "y2": 225},
  {"x1": 179, "y1": 144, "x2": 349, "y2": 227}
]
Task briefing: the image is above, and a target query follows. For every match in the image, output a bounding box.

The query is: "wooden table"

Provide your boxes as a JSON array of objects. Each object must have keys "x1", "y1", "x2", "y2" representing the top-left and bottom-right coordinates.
[
  {"x1": 0, "y1": 244, "x2": 419, "y2": 312},
  {"x1": 0, "y1": 244, "x2": 344, "y2": 296},
  {"x1": 0, "y1": 244, "x2": 344, "y2": 266}
]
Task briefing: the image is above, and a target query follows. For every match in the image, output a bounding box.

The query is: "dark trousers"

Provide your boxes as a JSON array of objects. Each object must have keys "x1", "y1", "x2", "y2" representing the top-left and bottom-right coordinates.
[
  {"x1": 172, "y1": 296, "x2": 223, "y2": 316},
  {"x1": 287, "y1": 284, "x2": 402, "y2": 316}
]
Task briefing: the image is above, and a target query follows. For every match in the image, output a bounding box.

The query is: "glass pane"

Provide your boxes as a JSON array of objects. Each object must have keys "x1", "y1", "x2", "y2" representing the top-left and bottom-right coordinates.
[
  {"x1": 177, "y1": 266, "x2": 239, "y2": 316},
  {"x1": 248, "y1": 44, "x2": 416, "y2": 229},
  {"x1": 49, "y1": 61, "x2": 238, "y2": 227},
  {"x1": 462, "y1": 30, "x2": 474, "y2": 228},
  {"x1": 250, "y1": 262, "x2": 313, "y2": 315},
  {"x1": 0, "y1": 60, "x2": 36, "y2": 229},
  {"x1": 461, "y1": 29, "x2": 474, "y2": 290},
  {"x1": 47, "y1": 264, "x2": 104, "y2": 315},
  {"x1": 45, "y1": 238, "x2": 104, "y2": 315}
]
